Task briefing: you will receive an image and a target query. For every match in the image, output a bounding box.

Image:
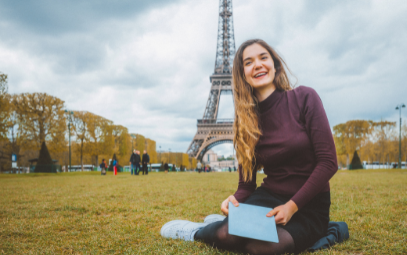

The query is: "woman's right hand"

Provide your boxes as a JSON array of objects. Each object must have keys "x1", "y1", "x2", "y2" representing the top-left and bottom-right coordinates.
[{"x1": 221, "y1": 195, "x2": 239, "y2": 216}]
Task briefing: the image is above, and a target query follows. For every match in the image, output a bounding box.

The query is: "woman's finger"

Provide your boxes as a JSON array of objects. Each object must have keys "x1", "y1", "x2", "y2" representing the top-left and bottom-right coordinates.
[
  {"x1": 221, "y1": 199, "x2": 229, "y2": 215},
  {"x1": 266, "y1": 209, "x2": 277, "y2": 217},
  {"x1": 229, "y1": 195, "x2": 239, "y2": 207}
]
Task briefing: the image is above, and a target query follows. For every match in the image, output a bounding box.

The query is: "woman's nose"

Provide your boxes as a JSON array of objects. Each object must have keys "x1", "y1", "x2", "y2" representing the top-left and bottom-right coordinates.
[{"x1": 254, "y1": 60, "x2": 262, "y2": 69}]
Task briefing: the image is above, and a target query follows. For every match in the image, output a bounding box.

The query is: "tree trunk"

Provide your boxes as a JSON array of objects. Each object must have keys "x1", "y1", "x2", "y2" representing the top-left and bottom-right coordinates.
[
  {"x1": 346, "y1": 154, "x2": 349, "y2": 168},
  {"x1": 81, "y1": 141, "x2": 84, "y2": 172}
]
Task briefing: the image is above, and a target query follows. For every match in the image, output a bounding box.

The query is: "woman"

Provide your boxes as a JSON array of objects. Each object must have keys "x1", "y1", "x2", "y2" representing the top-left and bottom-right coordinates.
[{"x1": 161, "y1": 39, "x2": 338, "y2": 254}]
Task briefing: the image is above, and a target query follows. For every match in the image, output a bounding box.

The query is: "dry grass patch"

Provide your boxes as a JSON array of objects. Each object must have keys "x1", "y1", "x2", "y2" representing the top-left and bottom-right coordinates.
[{"x1": 0, "y1": 170, "x2": 406, "y2": 254}]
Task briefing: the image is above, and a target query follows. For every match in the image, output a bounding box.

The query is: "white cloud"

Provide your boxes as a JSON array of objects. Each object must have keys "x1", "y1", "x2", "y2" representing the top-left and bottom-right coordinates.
[{"x1": 1, "y1": 0, "x2": 407, "y2": 157}]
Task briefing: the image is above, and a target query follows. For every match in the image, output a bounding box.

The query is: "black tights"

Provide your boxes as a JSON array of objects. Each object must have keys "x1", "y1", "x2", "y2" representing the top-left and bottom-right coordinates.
[{"x1": 195, "y1": 219, "x2": 295, "y2": 255}]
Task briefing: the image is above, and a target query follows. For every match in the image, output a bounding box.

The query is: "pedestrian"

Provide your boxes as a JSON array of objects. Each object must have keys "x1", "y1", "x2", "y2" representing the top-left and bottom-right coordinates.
[
  {"x1": 161, "y1": 39, "x2": 344, "y2": 254},
  {"x1": 135, "y1": 150, "x2": 141, "y2": 174},
  {"x1": 164, "y1": 162, "x2": 169, "y2": 173},
  {"x1": 113, "y1": 158, "x2": 117, "y2": 176},
  {"x1": 100, "y1": 159, "x2": 107, "y2": 175},
  {"x1": 197, "y1": 161, "x2": 202, "y2": 173},
  {"x1": 142, "y1": 150, "x2": 150, "y2": 175},
  {"x1": 129, "y1": 150, "x2": 138, "y2": 175},
  {"x1": 233, "y1": 166, "x2": 236, "y2": 172},
  {"x1": 228, "y1": 166, "x2": 231, "y2": 172}
]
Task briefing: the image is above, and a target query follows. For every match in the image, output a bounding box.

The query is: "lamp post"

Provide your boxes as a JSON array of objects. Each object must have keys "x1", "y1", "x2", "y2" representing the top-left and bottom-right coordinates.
[
  {"x1": 130, "y1": 134, "x2": 136, "y2": 152},
  {"x1": 65, "y1": 110, "x2": 74, "y2": 172},
  {"x1": 396, "y1": 104, "x2": 405, "y2": 168},
  {"x1": 159, "y1": 145, "x2": 161, "y2": 163}
]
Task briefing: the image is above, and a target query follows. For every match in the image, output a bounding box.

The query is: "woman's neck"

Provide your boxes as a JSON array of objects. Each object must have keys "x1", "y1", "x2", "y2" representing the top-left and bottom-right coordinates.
[{"x1": 254, "y1": 83, "x2": 276, "y2": 102}]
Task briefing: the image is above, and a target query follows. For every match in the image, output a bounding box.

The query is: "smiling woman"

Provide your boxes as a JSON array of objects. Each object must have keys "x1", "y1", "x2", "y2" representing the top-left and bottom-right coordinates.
[{"x1": 161, "y1": 39, "x2": 346, "y2": 254}]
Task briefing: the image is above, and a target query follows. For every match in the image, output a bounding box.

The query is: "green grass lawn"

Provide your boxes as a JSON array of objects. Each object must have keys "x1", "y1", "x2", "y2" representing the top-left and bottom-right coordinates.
[{"x1": 0, "y1": 170, "x2": 406, "y2": 254}]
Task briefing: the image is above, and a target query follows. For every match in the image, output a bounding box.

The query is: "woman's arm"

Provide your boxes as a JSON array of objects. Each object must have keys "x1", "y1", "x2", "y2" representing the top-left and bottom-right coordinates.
[
  {"x1": 291, "y1": 86, "x2": 338, "y2": 209},
  {"x1": 233, "y1": 164, "x2": 257, "y2": 202},
  {"x1": 221, "y1": 164, "x2": 257, "y2": 215}
]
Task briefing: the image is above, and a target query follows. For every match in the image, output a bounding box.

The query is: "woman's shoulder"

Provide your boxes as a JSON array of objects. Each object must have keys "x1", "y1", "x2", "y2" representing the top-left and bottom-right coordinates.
[
  {"x1": 287, "y1": 85, "x2": 321, "y2": 103},
  {"x1": 289, "y1": 85, "x2": 319, "y2": 97}
]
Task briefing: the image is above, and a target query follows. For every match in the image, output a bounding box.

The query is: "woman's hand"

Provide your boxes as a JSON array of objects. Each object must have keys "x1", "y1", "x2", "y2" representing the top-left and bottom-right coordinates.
[
  {"x1": 221, "y1": 195, "x2": 239, "y2": 216},
  {"x1": 266, "y1": 200, "x2": 298, "y2": 225}
]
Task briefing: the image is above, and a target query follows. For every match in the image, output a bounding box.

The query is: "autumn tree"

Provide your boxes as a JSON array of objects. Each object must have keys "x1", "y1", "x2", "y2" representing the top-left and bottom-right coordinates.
[
  {"x1": 145, "y1": 138, "x2": 157, "y2": 163},
  {"x1": 0, "y1": 73, "x2": 10, "y2": 140},
  {"x1": 333, "y1": 120, "x2": 372, "y2": 167},
  {"x1": 181, "y1": 153, "x2": 189, "y2": 171},
  {"x1": 368, "y1": 121, "x2": 396, "y2": 163},
  {"x1": 12, "y1": 93, "x2": 66, "y2": 152},
  {"x1": 71, "y1": 111, "x2": 94, "y2": 171},
  {"x1": 134, "y1": 134, "x2": 145, "y2": 153},
  {"x1": 86, "y1": 113, "x2": 114, "y2": 166}
]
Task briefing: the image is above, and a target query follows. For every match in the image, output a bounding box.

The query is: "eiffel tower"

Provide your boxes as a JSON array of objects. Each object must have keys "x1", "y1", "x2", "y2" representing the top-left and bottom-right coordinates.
[{"x1": 186, "y1": 0, "x2": 236, "y2": 161}]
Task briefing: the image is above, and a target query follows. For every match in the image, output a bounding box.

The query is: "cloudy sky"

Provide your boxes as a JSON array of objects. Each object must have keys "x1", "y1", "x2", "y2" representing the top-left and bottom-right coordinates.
[{"x1": 1, "y1": 0, "x2": 407, "y2": 156}]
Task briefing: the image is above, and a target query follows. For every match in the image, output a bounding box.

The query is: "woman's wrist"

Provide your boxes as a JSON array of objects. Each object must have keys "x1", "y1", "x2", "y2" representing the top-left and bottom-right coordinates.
[{"x1": 286, "y1": 200, "x2": 298, "y2": 214}]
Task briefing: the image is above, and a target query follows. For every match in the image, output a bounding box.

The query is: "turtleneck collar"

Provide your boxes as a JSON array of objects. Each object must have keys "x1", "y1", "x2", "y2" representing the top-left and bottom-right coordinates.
[{"x1": 258, "y1": 89, "x2": 284, "y2": 114}]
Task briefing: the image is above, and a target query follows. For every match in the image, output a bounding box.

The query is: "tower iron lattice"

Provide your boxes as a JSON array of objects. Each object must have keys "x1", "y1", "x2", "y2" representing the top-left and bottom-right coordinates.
[{"x1": 186, "y1": 0, "x2": 236, "y2": 162}]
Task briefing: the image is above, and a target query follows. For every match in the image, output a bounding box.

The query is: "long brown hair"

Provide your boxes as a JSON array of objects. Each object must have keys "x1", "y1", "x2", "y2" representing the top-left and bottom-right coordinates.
[{"x1": 232, "y1": 39, "x2": 293, "y2": 182}]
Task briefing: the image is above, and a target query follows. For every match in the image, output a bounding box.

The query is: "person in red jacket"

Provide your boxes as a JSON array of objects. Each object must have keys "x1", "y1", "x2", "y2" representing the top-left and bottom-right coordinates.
[
  {"x1": 113, "y1": 159, "x2": 117, "y2": 176},
  {"x1": 161, "y1": 39, "x2": 341, "y2": 254}
]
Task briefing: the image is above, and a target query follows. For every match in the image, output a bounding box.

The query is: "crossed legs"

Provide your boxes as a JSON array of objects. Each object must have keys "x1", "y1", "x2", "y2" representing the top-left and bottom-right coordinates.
[{"x1": 195, "y1": 219, "x2": 295, "y2": 255}]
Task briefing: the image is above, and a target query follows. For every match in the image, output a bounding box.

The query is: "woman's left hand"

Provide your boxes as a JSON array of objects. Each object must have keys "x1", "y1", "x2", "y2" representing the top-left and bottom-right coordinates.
[{"x1": 266, "y1": 200, "x2": 298, "y2": 226}]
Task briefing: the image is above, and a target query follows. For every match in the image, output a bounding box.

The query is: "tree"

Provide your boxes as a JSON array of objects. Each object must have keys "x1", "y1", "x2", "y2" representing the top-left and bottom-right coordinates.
[
  {"x1": 333, "y1": 120, "x2": 372, "y2": 167},
  {"x1": 369, "y1": 120, "x2": 396, "y2": 164},
  {"x1": 145, "y1": 138, "x2": 157, "y2": 163},
  {"x1": 12, "y1": 93, "x2": 66, "y2": 152},
  {"x1": 35, "y1": 141, "x2": 56, "y2": 173},
  {"x1": 349, "y1": 150, "x2": 363, "y2": 170},
  {"x1": 86, "y1": 113, "x2": 113, "y2": 166},
  {"x1": 134, "y1": 134, "x2": 145, "y2": 153},
  {"x1": 71, "y1": 111, "x2": 92, "y2": 171},
  {"x1": 0, "y1": 73, "x2": 10, "y2": 140}
]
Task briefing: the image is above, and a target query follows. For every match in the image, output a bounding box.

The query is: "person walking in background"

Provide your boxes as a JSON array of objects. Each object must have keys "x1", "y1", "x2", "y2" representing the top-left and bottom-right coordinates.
[
  {"x1": 228, "y1": 166, "x2": 232, "y2": 173},
  {"x1": 113, "y1": 158, "x2": 117, "y2": 176},
  {"x1": 135, "y1": 151, "x2": 141, "y2": 175},
  {"x1": 129, "y1": 150, "x2": 137, "y2": 175},
  {"x1": 142, "y1": 150, "x2": 150, "y2": 175},
  {"x1": 233, "y1": 166, "x2": 236, "y2": 172},
  {"x1": 197, "y1": 161, "x2": 202, "y2": 173},
  {"x1": 100, "y1": 159, "x2": 107, "y2": 175},
  {"x1": 164, "y1": 162, "x2": 169, "y2": 173}
]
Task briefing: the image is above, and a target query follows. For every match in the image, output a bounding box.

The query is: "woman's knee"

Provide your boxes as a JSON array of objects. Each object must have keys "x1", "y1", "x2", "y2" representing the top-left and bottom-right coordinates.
[
  {"x1": 214, "y1": 224, "x2": 243, "y2": 247},
  {"x1": 244, "y1": 228, "x2": 295, "y2": 255},
  {"x1": 215, "y1": 224, "x2": 232, "y2": 242}
]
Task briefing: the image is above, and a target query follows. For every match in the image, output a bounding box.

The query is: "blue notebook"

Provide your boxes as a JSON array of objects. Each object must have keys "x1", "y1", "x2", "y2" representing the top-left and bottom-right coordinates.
[{"x1": 228, "y1": 202, "x2": 279, "y2": 243}]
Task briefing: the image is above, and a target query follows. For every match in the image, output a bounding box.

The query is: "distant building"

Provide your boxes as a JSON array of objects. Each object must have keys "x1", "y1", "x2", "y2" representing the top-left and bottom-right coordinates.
[{"x1": 203, "y1": 149, "x2": 238, "y2": 171}]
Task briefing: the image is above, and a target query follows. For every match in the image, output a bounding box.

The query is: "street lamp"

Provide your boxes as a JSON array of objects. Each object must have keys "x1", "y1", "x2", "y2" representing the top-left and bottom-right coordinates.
[
  {"x1": 395, "y1": 103, "x2": 405, "y2": 169},
  {"x1": 65, "y1": 110, "x2": 74, "y2": 172},
  {"x1": 130, "y1": 134, "x2": 136, "y2": 151},
  {"x1": 159, "y1": 145, "x2": 161, "y2": 164}
]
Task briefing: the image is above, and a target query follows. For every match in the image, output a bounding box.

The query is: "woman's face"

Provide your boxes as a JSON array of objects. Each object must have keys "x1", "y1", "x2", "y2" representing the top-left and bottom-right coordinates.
[{"x1": 242, "y1": 43, "x2": 276, "y2": 91}]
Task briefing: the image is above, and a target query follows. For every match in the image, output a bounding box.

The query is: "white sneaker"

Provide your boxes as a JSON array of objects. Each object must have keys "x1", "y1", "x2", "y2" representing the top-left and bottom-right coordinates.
[
  {"x1": 204, "y1": 214, "x2": 226, "y2": 224},
  {"x1": 160, "y1": 220, "x2": 208, "y2": 241}
]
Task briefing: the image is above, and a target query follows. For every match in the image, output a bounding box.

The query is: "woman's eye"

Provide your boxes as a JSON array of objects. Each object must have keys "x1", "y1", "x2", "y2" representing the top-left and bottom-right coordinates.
[
  {"x1": 262, "y1": 57, "x2": 267, "y2": 60},
  {"x1": 245, "y1": 62, "x2": 251, "y2": 66}
]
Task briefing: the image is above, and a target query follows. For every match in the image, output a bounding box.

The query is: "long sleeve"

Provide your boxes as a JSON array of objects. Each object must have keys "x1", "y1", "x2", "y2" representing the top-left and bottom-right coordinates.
[
  {"x1": 290, "y1": 87, "x2": 338, "y2": 209},
  {"x1": 233, "y1": 164, "x2": 257, "y2": 202}
]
